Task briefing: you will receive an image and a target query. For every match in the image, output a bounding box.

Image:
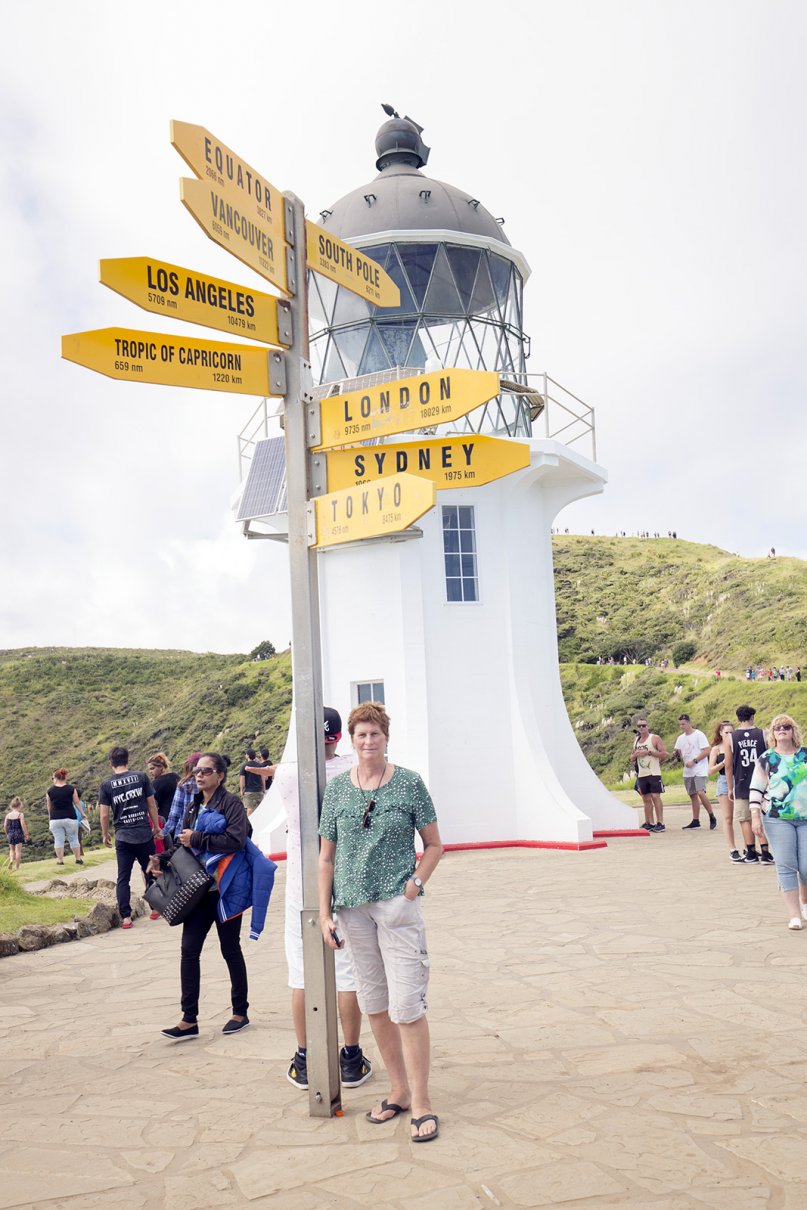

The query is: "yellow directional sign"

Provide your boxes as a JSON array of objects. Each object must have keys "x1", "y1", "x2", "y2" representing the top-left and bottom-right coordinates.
[
  {"x1": 99, "y1": 257, "x2": 292, "y2": 347},
  {"x1": 306, "y1": 220, "x2": 400, "y2": 308},
  {"x1": 313, "y1": 368, "x2": 500, "y2": 451},
  {"x1": 61, "y1": 327, "x2": 283, "y2": 397},
  {"x1": 313, "y1": 472, "x2": 435, "y2": 548},
  {"x1": 325, "y1": 433, "x2": 530, "y2": 492},
  {"x1": 171, "y1": 120, "x2": 286, "y2": 240},
  {"x1": 181, "y1": 177, "x2": 289, "y2": 295}
]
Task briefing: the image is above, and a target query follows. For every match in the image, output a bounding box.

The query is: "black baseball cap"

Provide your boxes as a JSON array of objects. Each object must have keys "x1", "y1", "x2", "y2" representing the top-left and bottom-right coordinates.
[{"x1": 323, "y1": 707, "x2": 342, "y2": 744}]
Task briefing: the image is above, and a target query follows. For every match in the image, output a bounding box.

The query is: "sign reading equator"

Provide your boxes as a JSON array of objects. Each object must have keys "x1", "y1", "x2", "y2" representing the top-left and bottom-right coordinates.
[
  {"x1": 61, "y1": 328, "x2": 283, "y2": 396},
  {"x1": 313, "y1": 472, "x2": 436, "y2": 548},
  {"x1": 99, "y1": 257, "x2": 292, "y2": 347},
  {"x1": 325, "y1": 433, "x2": 530, "y2": 492},
  {"x1": 306, "y1": 220, "x2": 400, "y2": 308},
  {"x1": 312, "y1": 368, "x2": 500, "y2": 450},
  {"x1": 171, "y1": 120, "x2": 286, "y2": 240}
]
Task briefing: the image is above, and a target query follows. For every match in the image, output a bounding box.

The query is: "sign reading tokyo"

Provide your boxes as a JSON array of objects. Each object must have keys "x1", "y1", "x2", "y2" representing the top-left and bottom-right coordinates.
[
  {"x1": 99, "y1": 258, "x2": 292, "y2": 347},
  {"x1": 325, "y1": 433, "x2": 531, "y2": 492},
  {"x1": 171, "y1": 121, "x2": 286, "y2": 241},
  {"x1": 61, "y1": 328, "x2": 282, "y2": 396},
  {"x1": 306, "y1": 220, "x2": 400, "y2": 308},
  {"x1": 313, "y1": 472, "x2": 435, "y2": 548},
  {"x1": 313, "y1": 369, "x2": 500, "y2": 450}
]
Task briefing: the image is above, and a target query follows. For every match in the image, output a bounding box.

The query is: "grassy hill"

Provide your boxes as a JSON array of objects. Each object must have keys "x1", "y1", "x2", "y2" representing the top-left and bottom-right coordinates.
[
  {"x1": 553, "y1": 536, "x2": 805, "y2": 668},
  {"x1": 1, "y1": 538, "x2": 803, "y2": 847},
  {"x1": 0, "y1": 647, "x2": 292, "y2": 855}
]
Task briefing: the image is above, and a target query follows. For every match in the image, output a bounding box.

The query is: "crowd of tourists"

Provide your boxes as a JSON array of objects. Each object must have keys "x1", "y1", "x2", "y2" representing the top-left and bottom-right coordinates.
[{"x1": 631, "y1": 706, "x2": 807, "y2": 929}]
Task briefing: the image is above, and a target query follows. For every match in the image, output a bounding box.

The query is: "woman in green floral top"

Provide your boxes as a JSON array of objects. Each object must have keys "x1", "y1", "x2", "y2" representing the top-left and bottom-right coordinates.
[
  {"x1": 319, "y1": 702, "x2": 443, "y2": 1142},
  {"x1": 750, "y1": 713, "x2": 807, "y2": 930}
]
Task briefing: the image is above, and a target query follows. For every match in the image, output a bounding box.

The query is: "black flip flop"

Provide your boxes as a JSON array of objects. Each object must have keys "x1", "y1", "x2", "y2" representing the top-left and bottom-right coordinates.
[
  {"x1": 410, "y1": 1113, "x2": 439, "y2": 1143},
  {"x1": 366, "y1": 1099, "x2": 408, "y2": 1124}
]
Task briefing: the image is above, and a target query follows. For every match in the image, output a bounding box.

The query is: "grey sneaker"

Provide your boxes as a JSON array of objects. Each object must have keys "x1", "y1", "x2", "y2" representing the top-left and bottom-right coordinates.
[{"x1": 729, "y1": 850, "x2": 744, "y2": 863}]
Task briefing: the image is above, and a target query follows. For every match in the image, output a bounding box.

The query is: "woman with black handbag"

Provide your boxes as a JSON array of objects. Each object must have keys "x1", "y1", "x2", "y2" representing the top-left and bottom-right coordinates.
[{"x1": 152, "y1": 753, "x2": 251, "y2": 1042}]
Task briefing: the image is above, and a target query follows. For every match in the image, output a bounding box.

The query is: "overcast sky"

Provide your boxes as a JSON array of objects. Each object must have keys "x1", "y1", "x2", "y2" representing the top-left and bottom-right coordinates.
[{"x1": 1, "y1": 0, "x2": 804, "y2": 654}]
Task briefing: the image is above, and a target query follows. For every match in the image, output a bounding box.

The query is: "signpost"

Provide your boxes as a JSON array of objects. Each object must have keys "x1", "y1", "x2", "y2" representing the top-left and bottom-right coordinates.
[
  {"x1": 325, "y1": 433, "x2": 530, "y2": 492},
  {"x1": 313, "y1": 368, "x2": 500, "y2": 450},
  {"x1": 313, "y1": 472, "x2": 436, "y2": 547},
  {"x1": 60, "y1": 119, "x2": 521, "y2": 1123},
  {"x1": 61, "y1": 327, "x2": 285, "y2": 396},
  {"x1": 100, "y1": 257, "x2": 292, "y2": 347},
  {"x1": 306, "y1": 220, "x2": 400, "y2": 308}
]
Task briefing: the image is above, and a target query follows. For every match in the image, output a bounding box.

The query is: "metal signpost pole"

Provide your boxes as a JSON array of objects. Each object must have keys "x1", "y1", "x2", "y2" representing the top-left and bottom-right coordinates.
[{"x1": 281, "y1": 192, "x2": 341, "y2": 1118}]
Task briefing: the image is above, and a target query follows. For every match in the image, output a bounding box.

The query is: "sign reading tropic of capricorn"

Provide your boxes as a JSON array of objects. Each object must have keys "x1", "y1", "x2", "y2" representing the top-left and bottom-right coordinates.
[
  {"x1": 313, "y1": 472, "x2": 436, "y2": 548},
  {"x1": 324, "y1": 432, "x2": 530, "y2": 492},
  {"x1": 99, "y1": 257, "x2": 292, "y2": 347},
  {"x1": 312, "y1": 368, "x2": 501, "y2": 450},
  {"x1": 61, "y1": 328, "x2": 283, "y2": 396}
]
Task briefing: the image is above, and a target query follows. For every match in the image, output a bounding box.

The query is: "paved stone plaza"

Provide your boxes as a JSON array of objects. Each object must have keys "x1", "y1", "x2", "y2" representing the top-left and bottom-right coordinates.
[{"x1": 2, "y1": 803, "x2": 807, "y2": 1208}]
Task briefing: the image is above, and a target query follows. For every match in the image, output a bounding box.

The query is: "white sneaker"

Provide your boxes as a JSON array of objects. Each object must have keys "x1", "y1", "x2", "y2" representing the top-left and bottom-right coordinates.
[
  {"x1": 787, "y1": 917, "x2": 803, "y2": 930},
  {"x1": 801, "y1": 904, "x2": 807, "y2": 922}
]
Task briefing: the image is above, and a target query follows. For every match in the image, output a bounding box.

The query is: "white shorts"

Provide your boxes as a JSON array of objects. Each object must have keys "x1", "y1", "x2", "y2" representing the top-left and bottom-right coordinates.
[
  {"x1": 338, "y1": 894, "x2": 430, "y2": 1024},
  {"x1": 285, "y1": 895, "x2": 356, "y2": 992}
]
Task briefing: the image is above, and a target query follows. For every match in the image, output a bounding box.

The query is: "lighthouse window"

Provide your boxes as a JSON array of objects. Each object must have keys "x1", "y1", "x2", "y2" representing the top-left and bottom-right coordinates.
[
  {"x1": 442, "y1": 505, "x2": 478, "y2": 602},
  {"x1": 353, "y1": 680, "x2": 385, "y2": 706}
]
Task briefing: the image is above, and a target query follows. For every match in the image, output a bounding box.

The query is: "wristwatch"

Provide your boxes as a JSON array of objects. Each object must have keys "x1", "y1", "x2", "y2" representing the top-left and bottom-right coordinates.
[{"x1": 410, "y1": 876, "x2": 424, "y2": 895}]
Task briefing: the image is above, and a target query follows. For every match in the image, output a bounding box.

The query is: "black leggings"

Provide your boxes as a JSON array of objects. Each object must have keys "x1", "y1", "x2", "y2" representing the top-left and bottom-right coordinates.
[{"x1": 180, "y1": 891, "x2": 248, "y2": 1022}]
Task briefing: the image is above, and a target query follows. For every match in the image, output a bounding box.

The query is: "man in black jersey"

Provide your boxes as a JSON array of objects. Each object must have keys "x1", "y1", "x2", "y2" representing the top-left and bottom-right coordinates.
[{"x1": 725, "y1": 705, "x2": 773, "y2": 864}]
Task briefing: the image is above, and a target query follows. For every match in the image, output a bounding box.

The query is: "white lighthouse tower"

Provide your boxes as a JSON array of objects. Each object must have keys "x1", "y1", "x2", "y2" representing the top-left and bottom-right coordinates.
[{"x1": 245, "y1": 111, "x2": 636, "y2": 848}]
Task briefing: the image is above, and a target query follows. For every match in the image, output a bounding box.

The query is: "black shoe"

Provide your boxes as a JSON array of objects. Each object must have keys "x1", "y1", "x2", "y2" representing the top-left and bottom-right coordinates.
[
  {"x1": 743, "y1": 849, "x2": 760, "y2": 863},
  {"x1": 654, "y1": 823, "x2": 666, "y2": 832},
  {"x1": 682, "y1": 820, "x2": 701, "y2": 829},
  {"x1": 708, "y1": 813, "x2": 717, "y2": 830},
  {"x1": 639, "y1": 821, "x2": 651, "y2": 830},
  {"x1": 287, "y1": 1051, "x2": 308, "y2": 1089},
  {"x1": 161, "y1": 1023, "x2": 199, "y2": 1042},
  {"x1": 340, "y1": 1047, "x2": 373, "y2": 1088},
  {"x1": 729, "y1": 850, "x2": 744, "y2": 863},
  {"x1": 760, "y1": 850, "x2": 775, "y2": 864},
  {"x1": 222, "y1": 1016, "x2": 250, "y2": 1035}
]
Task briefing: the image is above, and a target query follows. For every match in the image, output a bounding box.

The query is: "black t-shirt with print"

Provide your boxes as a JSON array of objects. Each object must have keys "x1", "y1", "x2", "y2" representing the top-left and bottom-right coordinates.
[{"x1": 98, "y1": 771, "x2": 155, "y2": 844}]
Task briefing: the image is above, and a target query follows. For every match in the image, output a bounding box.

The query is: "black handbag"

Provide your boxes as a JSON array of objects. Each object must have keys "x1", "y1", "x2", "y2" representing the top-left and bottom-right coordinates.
[{"x1": 144, "y1": 844, "x2": 214, "y2": 926}]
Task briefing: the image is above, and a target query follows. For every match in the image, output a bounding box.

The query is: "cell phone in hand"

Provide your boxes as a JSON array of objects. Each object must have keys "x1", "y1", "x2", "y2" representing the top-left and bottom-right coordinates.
[{"x1": 329, "y1": 928, "x2": 343, "y2": 948}]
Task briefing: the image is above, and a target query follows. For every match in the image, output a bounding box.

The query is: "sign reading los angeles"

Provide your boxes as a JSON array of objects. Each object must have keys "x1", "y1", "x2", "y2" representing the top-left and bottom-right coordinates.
[
  {"x1": 313, "y1": 472, "x2": 435, "y2": 548},
  {"x1": 99, "y1": 257, "x2": 292, "y2": 347},
  {"x1": 61, "y1": 328, "x2": 282, "y2": 396},
  {"x1": 325, "y1": 433, "x2": 530, "y2": 492},
  {"x1": 306, "y1": 220, "x2": 399, "y2": 308},
  {"x1": 313, "y1": 368, "x2": 500, "y2": 450}
]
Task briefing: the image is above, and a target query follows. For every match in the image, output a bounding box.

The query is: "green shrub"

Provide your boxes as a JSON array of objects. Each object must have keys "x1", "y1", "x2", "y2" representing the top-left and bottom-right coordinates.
[{"x1": 672, "y1": 641, "x2": 697, "y2": 666}]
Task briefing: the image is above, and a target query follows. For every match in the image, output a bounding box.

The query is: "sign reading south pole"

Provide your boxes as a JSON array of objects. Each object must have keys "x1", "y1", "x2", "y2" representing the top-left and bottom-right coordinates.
[
  {"x1": 61, "y1": 328, "x2": 282, "y2": 396},
  {"x1": 306, "y1": 220, "x2": 400, "y2": 308},
  {"x1": 325, "y1": 433, "x2": 531, "y2": 492},
  {"x1": 99, "y1": 258, "x2": 292, "y2": 347},
  {"x1": 312, "y1": 368, "x2": 500, "y2": 450},
  {"x1": 313, "y1": 473, "x2": 436, "y2": 548}
]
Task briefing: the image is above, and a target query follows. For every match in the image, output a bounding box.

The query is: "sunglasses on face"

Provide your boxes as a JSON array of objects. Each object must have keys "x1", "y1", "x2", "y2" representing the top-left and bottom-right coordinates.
[
  {"x1": 774, "y1": 724, "x2": 793, "y2": 732},
  {"x1": 361, "y1": 799, "x2": 376, "y2": 830},
  {"x1": 193, "y1": 767, "x2": 217, "y2": 776}
]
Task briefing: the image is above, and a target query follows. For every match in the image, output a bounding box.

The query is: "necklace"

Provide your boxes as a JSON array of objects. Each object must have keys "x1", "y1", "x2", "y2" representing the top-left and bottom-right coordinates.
[{"x1": 357, "y1": 762, "x2": 387, "y2": 831}]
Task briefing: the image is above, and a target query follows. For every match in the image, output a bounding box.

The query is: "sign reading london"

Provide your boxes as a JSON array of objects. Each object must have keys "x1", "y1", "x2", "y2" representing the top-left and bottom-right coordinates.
[
  {"x1": 100, "y1": 258, "x2": 292, "y2": 347},
  {"x1": 61, "y1": 328, "x2": 282, "y2": 396},
  {"x1": 306, "y1": 220, "x2": 400, "y2": 308},
  {"x1": 313, "y1": 368, "x2": 500, "y2": 450},
  {"x1": 313, "y1": 472, "x2": 435, "y2": 548},
  {"x1": 325, "y1": 433, "x2": 530, "y2": 492}
]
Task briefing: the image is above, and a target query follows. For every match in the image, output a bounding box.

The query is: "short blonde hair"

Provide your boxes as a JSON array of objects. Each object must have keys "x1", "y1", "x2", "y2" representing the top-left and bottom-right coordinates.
[
  {"x1": 348, "y1": 702, "x2": 390, "y2": 739},
  {"x1": 768, "y1": 714, "x2": 802, "y2": 748},
  {"x1": 147, "y1": 752, "x2": 171, "y2": 771}
]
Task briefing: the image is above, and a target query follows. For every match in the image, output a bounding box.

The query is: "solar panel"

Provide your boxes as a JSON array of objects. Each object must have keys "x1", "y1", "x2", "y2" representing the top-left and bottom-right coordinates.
[{"x1": 236, "y1": 436, "x2": 288, "y2": 522}]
